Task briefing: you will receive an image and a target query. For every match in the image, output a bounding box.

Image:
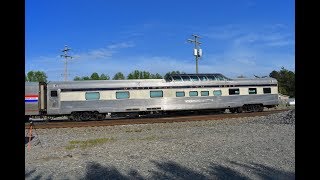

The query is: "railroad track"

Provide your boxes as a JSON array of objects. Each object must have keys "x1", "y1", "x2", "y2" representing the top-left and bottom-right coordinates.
[{"x1": 25, "y1": 109, "x2": 290, "y2": 129}]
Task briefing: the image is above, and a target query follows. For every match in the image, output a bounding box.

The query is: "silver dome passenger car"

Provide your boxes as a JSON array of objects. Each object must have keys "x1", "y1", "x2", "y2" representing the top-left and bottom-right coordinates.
[{"x1": 25, "y1": 73, "x2": 279, "y2": 121}]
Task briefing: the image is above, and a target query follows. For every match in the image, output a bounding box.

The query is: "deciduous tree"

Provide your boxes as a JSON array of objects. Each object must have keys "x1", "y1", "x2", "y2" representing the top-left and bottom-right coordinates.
[
  {"x1": 100, "y1": 73, "x2": 110, "y2": 80},
  {"x1": 90, "y1": 72, "x2": 100, "y2": 80},
  {"x1": 269, "y1": 67, "x2": 295, "y2": 97},
  {"x1": 26, "y1": 71, "x2": 48, "y2": 82},
  {"x1": 113, "y1": 72, "x2": 125, "y2": 80}
]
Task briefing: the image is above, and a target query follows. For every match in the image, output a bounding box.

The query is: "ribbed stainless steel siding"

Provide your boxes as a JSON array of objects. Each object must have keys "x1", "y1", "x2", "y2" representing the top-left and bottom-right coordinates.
[
  {"x1": 45, "y1": 78, "x2": 278, "y2": 115},
  {"x1": 25, "y1": 82, "x2": 40, "y2": 115},
  {"x1": 47, "y1": 94, "x2": 278, "y2": 115}
]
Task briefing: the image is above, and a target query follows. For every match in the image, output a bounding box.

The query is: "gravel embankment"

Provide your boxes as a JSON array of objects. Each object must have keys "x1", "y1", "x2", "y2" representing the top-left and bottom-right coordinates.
[{"x1": 25, "y1": 109, "x2": 295, "y2": 179}]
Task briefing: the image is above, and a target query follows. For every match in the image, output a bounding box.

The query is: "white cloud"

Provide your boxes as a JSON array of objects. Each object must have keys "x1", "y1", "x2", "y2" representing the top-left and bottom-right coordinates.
[
  {"x1": 235, "y1": 57, "x2": 256, "y2": 66},
  {"x1": 25, "y1": 41, "x2": 135, "y2": 80},
  {"x1": 82, "y1": 48, "x2": 114, "y2": 60},
  {"x1": 26, "y1": 24, "x2": 294, "y2": 81},
  {"x1": 203, "y1": 24, "x2": 244, "y2": 40},
  {"x1": 204, "y1": 24, "x2": 294, "y2": 48},
  {"x1": 107, "y1": 42, "x2": 135, "y2": 49},
  {"x1": 233, "y1": 32, "x2": 294, "y2": 48},
  {"x1": 71, "y1": 42, "x2": 135, "y2": 61},
  {"x1": 31, "y1": 50, "x2": 294, "y2": 81}
]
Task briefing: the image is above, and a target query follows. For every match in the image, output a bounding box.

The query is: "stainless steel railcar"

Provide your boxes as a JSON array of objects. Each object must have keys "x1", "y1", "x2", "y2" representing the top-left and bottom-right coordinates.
[{"x1": 25, "y1": 73, "x2": 279, "y2": 121}]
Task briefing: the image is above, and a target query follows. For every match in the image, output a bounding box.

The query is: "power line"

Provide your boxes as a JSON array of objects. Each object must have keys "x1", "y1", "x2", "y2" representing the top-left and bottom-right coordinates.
[
  {"x1": 60, "y1": 45, "x2": 73, "y2": 81},
  {"x1": 187, "y1": 34, "x2": 202, "y2": 74}
]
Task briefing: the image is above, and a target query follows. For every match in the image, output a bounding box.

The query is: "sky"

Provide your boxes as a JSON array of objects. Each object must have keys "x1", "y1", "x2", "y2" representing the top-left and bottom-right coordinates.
[{"x1": 26, "y1": 0, "x2": 295, "y2": 81}]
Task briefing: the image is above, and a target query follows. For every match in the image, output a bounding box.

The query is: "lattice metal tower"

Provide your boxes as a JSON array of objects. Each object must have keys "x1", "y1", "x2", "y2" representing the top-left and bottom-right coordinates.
[{"x1": 60, "y1": 45, "x2": 73, "y2": 81}]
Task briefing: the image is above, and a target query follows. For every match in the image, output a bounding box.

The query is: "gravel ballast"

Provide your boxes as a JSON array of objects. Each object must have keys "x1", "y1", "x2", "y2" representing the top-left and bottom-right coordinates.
[{"x1": 25, "y1": 110, "x2": 295, "y2": 179}]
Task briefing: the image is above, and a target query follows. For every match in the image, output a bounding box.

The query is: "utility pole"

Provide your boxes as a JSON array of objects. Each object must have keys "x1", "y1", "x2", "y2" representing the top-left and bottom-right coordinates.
[
  {"x1": 60, "y1": 45, "x2": 73, "y2": 81},
  {"x1": 187, "y1": 34, "x2": 202, "y2": 74}
]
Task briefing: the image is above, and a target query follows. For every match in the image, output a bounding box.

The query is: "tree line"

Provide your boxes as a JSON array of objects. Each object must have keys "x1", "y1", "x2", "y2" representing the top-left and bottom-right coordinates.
[
  {"x1": 69, "y1": 70, "x2": 184, "y2": 81},
  {"x1": 25, "y1": 70, "x2": 184, "y2": 82},
  {"x1": 25, "y1": 68, "x2": 295, "y2": 97}
]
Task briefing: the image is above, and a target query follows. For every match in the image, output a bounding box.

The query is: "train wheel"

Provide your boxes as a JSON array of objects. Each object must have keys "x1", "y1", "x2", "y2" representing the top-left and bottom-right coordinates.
[
  {"x1": 67, "y1": 116, "x2": 74, "y2": 121},
  {"x1": 243, "y1": 104, "x2": 254, "y2": 112},
  {"x1": 80, "y1": 112, "x2": 92, "y2": 121},
  {"x1": 71, "y1": 112, "x2": 92, "y2": 121},
  {"x1": 237, "y1": 107, "x2": 243, "y2": 113},
  {"x1": 258, "y1": 105, "x2": 264, "y2": 112},
  {"x1": 71, "y1": 112, "x2": 80, "y2": 121},
  {"x1": 230, "y1": 108, "x2": 237, "y2": 113},
  {"x1": 248, "y1": 105, "x2": 255, "y2": 112},
  {"x1": 95, "y1": 113, "x2": 105, "y2": 120},
  {"x1": 45, "y1": 116, "x2": 54, "y2": 122},
  {"x1": 252, "y1": 104, "x2": 263, "y2": 112}
]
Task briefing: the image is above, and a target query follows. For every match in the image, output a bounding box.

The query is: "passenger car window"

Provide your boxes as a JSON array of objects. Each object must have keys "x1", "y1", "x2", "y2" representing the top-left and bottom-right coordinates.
[
  {"x1": 229, "y1": 89, "x2": 240, "y2": 95},
  {"x1": 213, "y1": 90, "x2": 222, "y2": 96},
  {"x1": 51, "y1": 91, "x2": 58, "y2": 97},
  {"x1": 248, "y1": 88, "x2": 257, "y2": 94},
  {"x1": 176, "y1": 91, "x2": 185, "y2": 97},
  {"x1": 116, "y1": 91, "x2": 130, "y2": 99},
  {"x1": 201, "y1": 91, "x2": 209, "y2": 96},
  {"x1": 263, "y1": 88, "x2": 271, "y2": 94},
  {"x1": 85, "y1": 92, "x2": 100, "y2": 100},
  {"x1": 189, "y1": 91, "x2": 198, "y2": 96},
  {"x1": 150, "y1": 91, "x2": 163, "y2": 98},
  {"x1": 190, "y1": 76, "x2": 199, "y2": 81}
]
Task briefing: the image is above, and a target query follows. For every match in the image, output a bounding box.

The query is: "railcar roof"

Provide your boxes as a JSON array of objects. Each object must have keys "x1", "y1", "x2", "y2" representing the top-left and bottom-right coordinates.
[
  {"x1": 26, "y1": 72, "x2": 277, "y2": 88},
  {"x1": 232, "y1": 77, "x2": 275, "y2": 81},
  {"x1": 27, "y1": 73, "x2": 277, "y2": 88},
  {"x1": 165, "y1": 73, "x2": 232, "y2": 82},
  {"x1": 48, "y1": 79, "x2": 165, "y2": 84}
]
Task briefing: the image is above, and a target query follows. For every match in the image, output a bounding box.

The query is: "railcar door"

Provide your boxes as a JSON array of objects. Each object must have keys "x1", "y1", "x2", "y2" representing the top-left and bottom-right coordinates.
[
  {"x1": 47, "y1": 89, "x2": 61, "y2": 114},
  {"x1": 39, "y1": 82, "x2": 47, "y2": 114}
]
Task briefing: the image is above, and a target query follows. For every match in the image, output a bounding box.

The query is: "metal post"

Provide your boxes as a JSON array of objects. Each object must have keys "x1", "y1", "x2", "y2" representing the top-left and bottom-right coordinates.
[
  {"x1": 64, "y1": 59, "x2": 67, "y2": 81},
  {"x1": 187, "y1": 34, "x2": 202, "y2": 74}
]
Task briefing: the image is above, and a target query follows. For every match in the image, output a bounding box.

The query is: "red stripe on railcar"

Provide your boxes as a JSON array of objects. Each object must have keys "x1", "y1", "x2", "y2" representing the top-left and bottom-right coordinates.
[{"x1": 25, "y1": 94, "x2": 38, "y2": 97}]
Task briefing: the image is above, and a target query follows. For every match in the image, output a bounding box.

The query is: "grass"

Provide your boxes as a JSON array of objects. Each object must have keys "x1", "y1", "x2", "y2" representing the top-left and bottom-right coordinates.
[
  {"x1": 125, "y1": 128, "x2": 153, "y2": 133},
  {"x1": 65, "y1": 137, "x2": 115, "y2": 150},
  {"x1": 140, "y1": 135, "x2": 157, "y2": 141},
  {"x1": 128, "y1": 135, "x2": 157, "y2": 141},
  {"x1": 125, "y1": 129, "x2": 143, "y2": 133}
]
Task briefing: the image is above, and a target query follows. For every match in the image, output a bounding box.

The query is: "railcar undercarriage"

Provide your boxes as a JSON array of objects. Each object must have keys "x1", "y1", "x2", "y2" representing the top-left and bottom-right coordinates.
[
  {"x1": 229, "y1": 104, "x2": 264, "y2": 113},
  {"x1": 25, "y1": 104, "x2": 273, "y2": 122}
]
